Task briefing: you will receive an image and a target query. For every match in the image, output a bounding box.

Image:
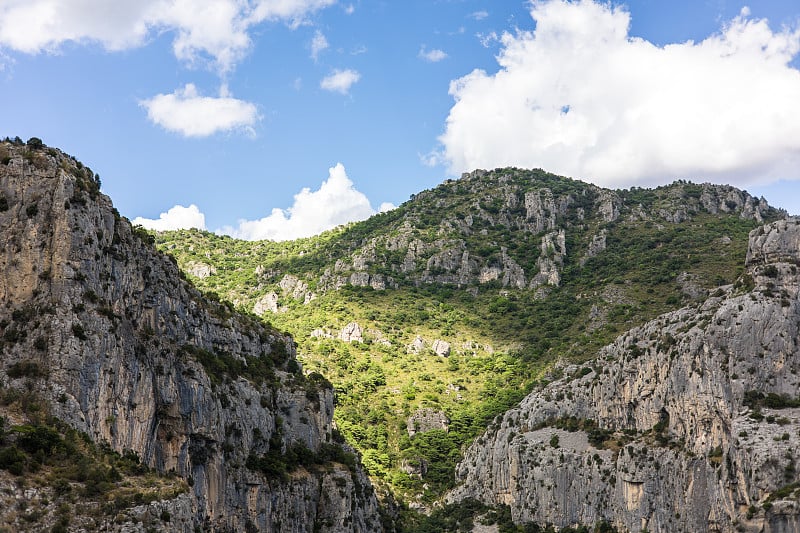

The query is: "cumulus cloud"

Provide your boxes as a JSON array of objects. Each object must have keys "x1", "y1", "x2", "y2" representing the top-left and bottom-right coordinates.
[
  {"x1": 439, "y1": 0, "x2": 800, "y2": 189},
  {"x1": 221, "y1": 163, "x2": 380, "y2": 241},
  {"x1": 140, "y1": 83, "x2": 259, "y2": 137},
  {"x1": 310, "y1": 29, "x2": 328, "y2": 61},
  {"x1": 469, "y1": 10, "x2": 489, "y2": 21},
  {"x1": 0, "y1": 0, "x2": 335, "y2": 72},
  {"x1": 419, "y1": 46, "x2": 448, "y2": 62},
  {"x1": 320, "y1": 68, "x2": 361, "y2": 94},
  {"x1": 132, "y1": 204, "x2": 206, "y2": 231}
]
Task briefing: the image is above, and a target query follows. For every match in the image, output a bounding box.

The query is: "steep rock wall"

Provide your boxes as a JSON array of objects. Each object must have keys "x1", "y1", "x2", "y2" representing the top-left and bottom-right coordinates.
[
  {"x1": 0, "y1": 142, "x2": 382, "y2": 532},
  {"x1": 448, "y1": 218, "x2": 800, "y2": 533}
]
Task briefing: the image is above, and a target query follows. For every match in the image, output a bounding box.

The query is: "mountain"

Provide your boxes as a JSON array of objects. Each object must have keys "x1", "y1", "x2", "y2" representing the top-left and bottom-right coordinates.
[
  {"x1": 0, "y1": 138, "x2": 382, "y2": 532},
  {"x1": 8, "y1": 135, "x2": 793, "y2": 532},
  {"x1": 155, "y1": 164, "x2": 785, "y2": 518},
  {"x1": 446, "y1": 217, "x2": 800, "y2": 532}
]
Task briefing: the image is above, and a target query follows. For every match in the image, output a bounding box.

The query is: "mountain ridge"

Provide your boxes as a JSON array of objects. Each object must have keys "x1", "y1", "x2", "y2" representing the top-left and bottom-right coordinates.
[
  {"x1": 0, "y1": 138, "x2": 382, "y2": 532},
  {"x1": 156, "y1": 163, "x2": 785, "y2": 517}
]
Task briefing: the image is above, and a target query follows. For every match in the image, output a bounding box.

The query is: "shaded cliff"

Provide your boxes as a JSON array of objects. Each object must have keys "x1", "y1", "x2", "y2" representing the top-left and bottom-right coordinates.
[
  {"x1": 0, "y1": 139, "x2": 382, "y2": 532},
  {"x1": 447, "y1": 218, "x2": 800, "y2": 532}
]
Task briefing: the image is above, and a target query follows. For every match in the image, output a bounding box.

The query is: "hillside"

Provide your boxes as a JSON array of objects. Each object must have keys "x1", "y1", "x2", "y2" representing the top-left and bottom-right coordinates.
[
  {"x1": 446, "y1": 218, "x2": 800, "y2": 532},
  {"x1": 156, "y1": 166, "x2": 785, "y2": 513},
  {"x1": 0, "y1": 138, "x2": 382, "y2": 532}
]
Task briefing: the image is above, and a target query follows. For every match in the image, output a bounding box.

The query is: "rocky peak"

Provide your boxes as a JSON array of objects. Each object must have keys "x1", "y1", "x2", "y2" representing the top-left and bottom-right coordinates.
[{"x1": 0, "y1": 141, "x2": 382, "y2": 532}]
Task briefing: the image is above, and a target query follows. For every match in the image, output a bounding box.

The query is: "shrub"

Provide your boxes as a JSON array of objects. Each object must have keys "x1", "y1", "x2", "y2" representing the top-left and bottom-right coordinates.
[
  {"x1": 7, "y1": 361, "x2": 46, "y2": 379},
  {"x1": 26, "y1": 137, "x2": 44, "y2": 150},
  {"x1": 72, "y1": 323, "x2": 87, "y2": 340}
]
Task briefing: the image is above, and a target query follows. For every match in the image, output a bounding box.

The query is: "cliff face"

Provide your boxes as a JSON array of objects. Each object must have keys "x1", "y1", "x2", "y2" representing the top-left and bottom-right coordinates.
[
  {"x1": 301, "y1": 170, "x2": 775, "y2": 298},
  {"x1": 448, "y1": 218, "x2": 800, "y2": 532},
  {"x1": 0, "y1": 141, "x2": 382, "y2": 532}
]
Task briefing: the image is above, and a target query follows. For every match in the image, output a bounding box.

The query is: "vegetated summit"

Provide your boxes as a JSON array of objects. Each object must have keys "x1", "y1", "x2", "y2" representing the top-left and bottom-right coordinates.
[{"x1": 155, "y1": 165, "x2": 786, "y2": 518}]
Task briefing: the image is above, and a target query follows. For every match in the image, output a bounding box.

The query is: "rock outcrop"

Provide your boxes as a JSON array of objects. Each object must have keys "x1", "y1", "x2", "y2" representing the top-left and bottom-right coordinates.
[
  {"x1": 406, "y1": 408, "x2": 450, "y2": 437},
  {"x1": 258, "y1": 171, "x2": 777, "y2": 303},
  {"x1": 448, "y1": 218, "x2": 800, "y2": 533},
  {"x1": 0, "y1": 142, "x2": 382, "y2": 532}
]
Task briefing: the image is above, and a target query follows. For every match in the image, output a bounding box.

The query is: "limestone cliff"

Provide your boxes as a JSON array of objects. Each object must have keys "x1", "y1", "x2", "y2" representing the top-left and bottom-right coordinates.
[
  {"x1": 447, "y1": 218, "x2": 800, "y2": 532},
  {"x1": 0, "y1": 140, "x2": 382, "y2": 532}
]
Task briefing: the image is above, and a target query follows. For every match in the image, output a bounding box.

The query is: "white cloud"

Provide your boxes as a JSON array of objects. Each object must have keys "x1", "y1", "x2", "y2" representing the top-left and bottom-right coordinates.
[
  {"x1": 0, "y1": 0, "x2": 335, "y2": 72},
  {"x1": 439, "y1": 0, "x2": 800, "y2": 189},
  {"x1": 221, "y1": 163, "x2": 380, "y2": 241},
  {"x1": 469, "y1": 10, "x2": 489, "y2": 21},
  {"x1": 310, "y1": 29, "x2": 328, "y2": 61},
  {"x1": 476, "y1": 31, "x2": 499, "y2": 48},
  {"x1": 419, "y1": 46, "x2": 448, "y2": 62},
  {"x1": 344, "y1": 4, "x2": 355, "y2": 15},
  {"x1": 140, "y1": 83, "x2": 259, "y2": 137},
  {"x1": 320, "y1": 68, "x2": 361, "y2": 94},
  {"x1": 132, "y1": 204, "x2": 206, "y2": 231}
]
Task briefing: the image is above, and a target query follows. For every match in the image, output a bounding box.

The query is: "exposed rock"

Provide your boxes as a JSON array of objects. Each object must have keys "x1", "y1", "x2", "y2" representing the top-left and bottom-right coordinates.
[
  {"x1": 279, "y1": 274, "x2": 312, "y2": 301},
  {"x1": 406, "y1": 408, "x2": 450, "y2": 437},
  {"x1": 185, "y1": 261, "x2": 216, "y2": 279},
  {"x1": 310, "y1": 328, "x2": 333, "y2": 339},
  {"x1": 407, "y1": 336, "x2": 426, "y2": 354},
  {"x1": 339, "y1": 322, "x2": 363, "y2": 343},
  {"x1": 676, "y1": 271, "x2": 706, "y2": 300},
  {"x1": 479, "y1": 266, "x2": 502, "y2": 284},
  {"x1": 432, "y1": 339, "x2": 451, "y2": 357},
  {"x1": 448, "y1": 218, "x2": 800, "y2": 533},
  {"x1": 597, "y1": 190, "x2": 621, "y2": 222},
  {"x1": 531, "y1": 230, "x2": 566, "y2": 289},
  {"x1": 746, "y1": 218, "x2": 800, "y2": 266},
  {"x1": 580, "y1": 229, "x2": 607, "y2": 266},
  {"x1": 0, "y1": 143, "x2": 382, "y2": 532},
  {"x1": 501, "y1": 248, "x2": 527, "y2": 289},
  {"x1": 252, "y1": 292, "x2": 280, "y2": 315},
  {"x1": 524, "y1": 188, "x2": 558, "y2": 233}
]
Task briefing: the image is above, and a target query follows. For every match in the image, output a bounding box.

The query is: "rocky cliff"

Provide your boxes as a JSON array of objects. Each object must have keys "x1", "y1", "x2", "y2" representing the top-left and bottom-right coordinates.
[
  {"x1": 275, "y1": 169, "x2": 775, "y2": 299},
  {"x1": 0, "y1": 140, "x2": 382, "y2": 532},
  {"x1": 447, "y1": 218, "x2": 800, "y2": 532}
]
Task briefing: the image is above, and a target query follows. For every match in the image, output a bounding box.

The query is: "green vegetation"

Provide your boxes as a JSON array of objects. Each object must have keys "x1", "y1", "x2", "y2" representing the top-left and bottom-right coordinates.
[
  {"x1": 402, "y1": 498, "x2": 618, "y2": 532},
  {"x1": 154, "y1": 169, "x2": 781, "y2": 522},
  {"x1": 0, "y1": 392, "x2": 186, "y2": 526}
]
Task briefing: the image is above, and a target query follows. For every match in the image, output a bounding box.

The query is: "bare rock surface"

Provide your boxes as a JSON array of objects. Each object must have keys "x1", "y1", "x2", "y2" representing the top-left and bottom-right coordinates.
[
  {"x1": 0, "y1": 143, "x2": 382, "y2": 532},
  {"x1": 448, "y1": 218, "x2": 800, "y2": 533}
]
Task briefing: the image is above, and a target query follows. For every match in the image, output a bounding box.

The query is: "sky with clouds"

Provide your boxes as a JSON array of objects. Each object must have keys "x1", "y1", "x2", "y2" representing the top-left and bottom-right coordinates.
[{"x1": 1, "y1": 0, "x2": 799, "y2": 240}]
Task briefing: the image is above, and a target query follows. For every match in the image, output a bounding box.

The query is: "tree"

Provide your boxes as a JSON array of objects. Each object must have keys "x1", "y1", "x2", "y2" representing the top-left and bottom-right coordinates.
[{"x1": 26, "y1": 137, "x2": 44, "y2": 150}]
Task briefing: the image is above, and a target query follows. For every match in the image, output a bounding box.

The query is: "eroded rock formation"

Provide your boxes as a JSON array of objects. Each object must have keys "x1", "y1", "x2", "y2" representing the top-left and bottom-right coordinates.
[
  {"x1": 448, "y1": 218, "x2": 800, "y2": 533},
  {"x1": 0, "y1": 142, "x2": 382, "y2": 532}
]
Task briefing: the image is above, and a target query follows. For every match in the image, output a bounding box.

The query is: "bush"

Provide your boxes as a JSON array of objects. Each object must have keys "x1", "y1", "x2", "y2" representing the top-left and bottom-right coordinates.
[
  {"x1": 7, "y1": 361, "x2": 46, "y2": 379},
  {"x1": 0, "y1": 446, "x2": 27, "y2": 475},
  {"x1": 72, "y1": 323, "x2": 87, "y2": 340},
  {"x1": 26, "y1": 137, "x2": 44, "y2": 150}
]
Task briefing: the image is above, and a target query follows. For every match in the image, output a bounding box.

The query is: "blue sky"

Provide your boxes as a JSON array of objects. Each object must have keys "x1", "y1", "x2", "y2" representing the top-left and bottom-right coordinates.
[{"x1": 1, "y1": 0, "x2": 799, "y2": 240}]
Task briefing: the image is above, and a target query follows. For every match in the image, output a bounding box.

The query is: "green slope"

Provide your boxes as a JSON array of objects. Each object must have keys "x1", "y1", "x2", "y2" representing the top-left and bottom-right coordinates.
[{"x1": 154, "y1": 168, "x2": 782, "y2": 511}]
